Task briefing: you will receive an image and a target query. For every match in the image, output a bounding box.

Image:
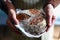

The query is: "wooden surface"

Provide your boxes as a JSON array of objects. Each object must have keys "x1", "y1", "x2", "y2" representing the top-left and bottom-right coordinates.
[
  {"x1": 53, "y1": 25, "x2": 60, "y2": 40},
  {"x1": 0, "y1": 25, "x2": 60, "y2": 40}
]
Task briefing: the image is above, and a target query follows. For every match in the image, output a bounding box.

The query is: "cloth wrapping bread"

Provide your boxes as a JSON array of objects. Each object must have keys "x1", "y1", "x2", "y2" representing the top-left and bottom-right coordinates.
[{"x1": 15, "y1": 9, "x2": 47, "y2": 38}]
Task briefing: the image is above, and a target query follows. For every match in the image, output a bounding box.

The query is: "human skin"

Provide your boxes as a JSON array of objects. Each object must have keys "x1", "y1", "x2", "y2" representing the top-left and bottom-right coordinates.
[
  {"x1": 4, "y1": 0, "x2": 55, "y2": 33},
  {"x1": 43, "y1": 4, "x2": 55, "y2": 32}
]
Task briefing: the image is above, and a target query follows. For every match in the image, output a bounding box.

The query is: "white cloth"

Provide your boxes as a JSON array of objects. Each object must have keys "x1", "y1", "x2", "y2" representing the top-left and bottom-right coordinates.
[
  {"x1": 15, "y1": 9, "x2": 54, "y2": 40},
  {"x1": 42, "y1": 25, "x2": 54, "y2": 40},
  {"x1": 15, "y1": 9, "x2": 46, "y2": 38}
]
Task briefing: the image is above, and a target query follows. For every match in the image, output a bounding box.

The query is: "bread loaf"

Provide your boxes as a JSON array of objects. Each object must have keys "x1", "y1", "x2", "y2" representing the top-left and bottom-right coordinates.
[{"x1": 16, "y1": 9, "x2": 46, "y2": 36}]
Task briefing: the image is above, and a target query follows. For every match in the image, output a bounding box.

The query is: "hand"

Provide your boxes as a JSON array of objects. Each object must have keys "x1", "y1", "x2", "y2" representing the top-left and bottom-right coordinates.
[
  {"x1": 44, "y1": 4, "x2": 55, "y2": 32},
  {"x1": 5, "y1": 0, "x2": 20, "y2": 34},
  {"x1": 6, "y1": 19, "x2": 20, "y2": 34},
  {"x1": 6, "y1": 9, "x2": 20, "y2": 34},
  {"x1": 8, "y1": 9, "x2": 19, "y2": 25}
]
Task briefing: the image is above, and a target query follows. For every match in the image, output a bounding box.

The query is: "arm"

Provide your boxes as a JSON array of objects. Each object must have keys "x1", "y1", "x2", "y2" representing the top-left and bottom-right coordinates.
[
  {"x1": 4, "y1": 0, "x2": 19, "y2": 24},
  {"x1": 43, "y1": 4, "x2": 55, "y2": 32},
  {"x1": 1, "y1": 0, "x2": 20, "y2": 33}
]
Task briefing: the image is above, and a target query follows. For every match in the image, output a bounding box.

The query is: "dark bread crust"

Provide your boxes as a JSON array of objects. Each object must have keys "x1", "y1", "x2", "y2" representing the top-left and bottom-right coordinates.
[{"x1": 16, "y1": 13, "x2": 30, "y2": 21}]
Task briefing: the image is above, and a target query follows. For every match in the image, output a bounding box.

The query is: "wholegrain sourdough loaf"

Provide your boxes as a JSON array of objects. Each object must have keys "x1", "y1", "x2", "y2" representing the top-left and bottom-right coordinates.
[{"x1": 15, "y1": 9, "x2": 47, "y2": 38}]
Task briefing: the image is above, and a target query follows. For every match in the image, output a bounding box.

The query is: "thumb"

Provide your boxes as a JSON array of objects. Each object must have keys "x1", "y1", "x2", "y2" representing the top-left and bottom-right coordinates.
[{"x1": 13, "y1": 17, "x2": 19, "y2": 25}]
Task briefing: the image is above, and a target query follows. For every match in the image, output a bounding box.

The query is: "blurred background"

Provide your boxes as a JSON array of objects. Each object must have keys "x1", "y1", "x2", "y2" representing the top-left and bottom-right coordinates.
[{"x1": 0, "y1": 4, "x2": 60, "y2": 40}]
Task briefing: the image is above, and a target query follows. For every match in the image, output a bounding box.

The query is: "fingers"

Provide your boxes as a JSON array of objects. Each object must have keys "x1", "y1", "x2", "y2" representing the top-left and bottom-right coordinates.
[
  {"x1": 46, "y1": 13, "x2": 53, "y2": 32},
  {"x1": 46, "y1": 15, "x2": 55, "y2": 32},
  {"x1": 13, "y1": 17, "x2": 19, "y2": 25},
  {"x1": 6, "y1": 19, "x2": 16, "y2": 29},
  {"x1": 44, "y1": 4, "x2": 53, "y2": 26},
  {"x1": 44, "y1": 4, "x2": 55, "y2": 32},
  {"x1": 9, "y1": 15, "x2": 19, "y2": 25},
  {"x1": 8, "y1": 9, "x2": 19, "y2": 25},
  {"x1": 6, "y1": 19, "x2": 20, "y2": 34}
]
